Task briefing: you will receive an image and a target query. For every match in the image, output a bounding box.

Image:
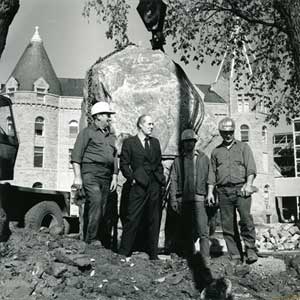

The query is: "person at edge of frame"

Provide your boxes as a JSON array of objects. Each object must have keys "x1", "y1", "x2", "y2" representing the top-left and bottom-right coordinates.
[
  {"x1": 71, "y1": 101, "x2": 118, "y2": 248},
  {"x1": 118, "y1": 114, "x2": 166, "y2": 260},
  {"x1": 206, "y1": 117, "x2": 258, "y2": 265}
]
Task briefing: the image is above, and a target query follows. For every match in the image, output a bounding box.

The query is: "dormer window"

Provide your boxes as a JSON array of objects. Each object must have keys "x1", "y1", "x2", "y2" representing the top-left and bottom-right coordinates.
[
  {"x1": 5, "y1": 77, "x2": 18, "y2": 97},
  {"x1": 34, "y1": 77, "x2": 49, "y2": 101}
]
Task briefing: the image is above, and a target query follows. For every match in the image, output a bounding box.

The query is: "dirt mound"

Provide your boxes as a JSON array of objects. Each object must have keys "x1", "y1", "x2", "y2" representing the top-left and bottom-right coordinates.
[{"x1": 0, "y1": 226, "x2": 299, "y2": 300}]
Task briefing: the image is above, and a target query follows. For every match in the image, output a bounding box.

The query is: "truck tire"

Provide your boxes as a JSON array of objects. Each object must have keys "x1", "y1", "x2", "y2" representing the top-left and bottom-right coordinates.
[
  {"x1": 24, "y1": 201, "x2": 64, "y2": 231},
  {"x1": 63, "y1": 218, "x2": 71, "y2": 234}
]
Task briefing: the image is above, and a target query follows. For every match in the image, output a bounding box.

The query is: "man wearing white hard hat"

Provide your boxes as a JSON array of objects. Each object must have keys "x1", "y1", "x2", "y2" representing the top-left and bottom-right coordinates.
[
  {"x1": 169, "y1": 129, "x2": 211, "y2": 261},
  {"x1": 71, "y1": 101, "x2": 118, "y2": 247}
]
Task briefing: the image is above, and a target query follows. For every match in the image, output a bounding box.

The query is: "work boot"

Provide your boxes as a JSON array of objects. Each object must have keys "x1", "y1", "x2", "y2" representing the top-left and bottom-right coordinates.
[
  {"x1": 88, "y1": 240, "x2": 104, "y2": 249},
  {"x1": 246, "y1": 248, "x2": 258, "y2": 264},
  {"x1": 230, "y1": 258, "x2": 243, "y2": 266}
]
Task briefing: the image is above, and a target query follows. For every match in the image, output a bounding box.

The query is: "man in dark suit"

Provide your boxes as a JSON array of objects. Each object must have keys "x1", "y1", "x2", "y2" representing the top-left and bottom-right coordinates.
[{"x1": 118, "y1": 114, "x2": 165, "y2": 260}]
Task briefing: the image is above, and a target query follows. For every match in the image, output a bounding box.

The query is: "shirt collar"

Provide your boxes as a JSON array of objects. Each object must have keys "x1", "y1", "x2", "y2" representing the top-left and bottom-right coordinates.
[
  {"x1": 183, "y1": 150, "x2": 196, "y2": 158},
  {"x1": 220, "y1": 139, "x2": 237, "y2": 148},
  {"x1": 91, "y1": 123, "x2": 110, "y2": 136},
  {"x1": 137, "y1": 133, "x2": 151, "y2": 143}
]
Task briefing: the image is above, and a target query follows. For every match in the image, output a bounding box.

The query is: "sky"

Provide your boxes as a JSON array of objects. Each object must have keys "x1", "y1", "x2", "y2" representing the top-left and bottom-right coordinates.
[{"x1": 0, "y1": 0, "x2": 218, "y2": 84}]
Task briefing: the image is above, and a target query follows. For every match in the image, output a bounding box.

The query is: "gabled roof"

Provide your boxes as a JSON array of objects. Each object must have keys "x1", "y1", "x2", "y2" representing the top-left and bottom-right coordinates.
[
  {"x1": 196, "y1": 84, "x2": 226, "y2": 103},
  {"x1": 7, "y1": 27, "x2": 61, "y2": 95},
  {"x1": 59, "y1": 78, "x2": 84, "y2": 97}
]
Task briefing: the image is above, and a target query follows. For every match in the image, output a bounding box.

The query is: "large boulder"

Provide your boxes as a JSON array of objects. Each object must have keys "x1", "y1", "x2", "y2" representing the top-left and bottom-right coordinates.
[{"x1": 82, "y1": 45, "x2": 220, "y2": 159}]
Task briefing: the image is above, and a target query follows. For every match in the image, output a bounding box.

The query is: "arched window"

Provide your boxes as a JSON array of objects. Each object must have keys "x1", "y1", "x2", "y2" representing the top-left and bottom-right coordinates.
[
  {"x1": 32, "y1": 182, "x2": 43, "y2": 188},
  {"x1": 240, "y1": 124, "x2": 249, "y2": 142},
  {"x1": 69, "y1": 120, "x2": 78, "y2": 137},
  {"x1": 35, "y1": 117, "x2": 44, "y2": 136},
  {"x1": 6, "y1": 116, "x2": 13, "y2": 135},
  {"x1": 262, "y1": 126, "x2": 267, "y2": 144}
]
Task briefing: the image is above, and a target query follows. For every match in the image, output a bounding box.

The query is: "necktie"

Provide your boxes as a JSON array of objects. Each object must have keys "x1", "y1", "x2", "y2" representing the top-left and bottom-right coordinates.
[{"x1": 145, "y1": 137, "x2": 152, "y2": 158}]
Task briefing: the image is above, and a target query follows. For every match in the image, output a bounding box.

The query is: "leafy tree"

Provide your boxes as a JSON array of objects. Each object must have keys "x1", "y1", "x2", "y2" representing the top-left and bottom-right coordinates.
[
  {"x1": 83, "y1": 0, "x2": 300, "y2": 124},
  {"x1": 0, "y1": 0, "x2": 19, "y2": 60}
]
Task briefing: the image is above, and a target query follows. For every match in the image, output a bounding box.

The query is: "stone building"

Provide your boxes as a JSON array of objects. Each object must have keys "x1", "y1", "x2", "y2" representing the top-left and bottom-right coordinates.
[
  {"x1": 1, "y1": 27, "x2": 83, "y2": 191},
  {"x1": 1, "y1": 27, "x2": 276, "y2": 223}
]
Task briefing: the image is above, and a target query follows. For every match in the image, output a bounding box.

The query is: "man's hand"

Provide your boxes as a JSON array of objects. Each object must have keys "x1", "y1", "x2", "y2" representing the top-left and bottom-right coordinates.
[
  {"x1": 170, "y1": 201, "x2": 181, "y2": 214},
  {"x1": 170, "y1": 201, "x2": 178, "y2": 213},
  {"x1": 240, "y1": 183, "x2": 258, "y2": 197},
  {"x1": 110, "y1": 174, "x2": 118, "y2": 192},
  {"x1": 241, "y1": 183, "x2": 252, "y2": 197},
  {"x1": 206, "y1": 192, "x2": 217, "y2": 207},
  {"x1": 73, "y1": 176, "x2": 83, "y2": 190}
]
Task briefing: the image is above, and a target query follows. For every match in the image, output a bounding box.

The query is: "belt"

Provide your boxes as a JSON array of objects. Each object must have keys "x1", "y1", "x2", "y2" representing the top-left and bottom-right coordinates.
[
  {"x1": 219, "y1": 182, "x2": 244, "y2": 187},
  {"x1": 82, "y1": 162, "x2": 113, "y2": 169}
]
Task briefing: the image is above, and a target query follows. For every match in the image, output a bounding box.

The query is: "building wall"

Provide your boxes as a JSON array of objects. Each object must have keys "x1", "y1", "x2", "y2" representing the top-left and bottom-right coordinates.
[
  {"x1": 6, "y1": 91, "x2": 82, "y2": 191},
  {"x1": 57, "y1": 97, "x2": 82, "y2": 191}
]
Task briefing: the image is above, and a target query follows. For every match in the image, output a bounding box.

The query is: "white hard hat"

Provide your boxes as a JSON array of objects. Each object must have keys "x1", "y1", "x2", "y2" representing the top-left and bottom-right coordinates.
[
  {"x1": 218, "y1": 117, "x2": 235, "y2": 131},
  {"x1": 91, "y1": 102, "x2": 115, "y2": 116}
]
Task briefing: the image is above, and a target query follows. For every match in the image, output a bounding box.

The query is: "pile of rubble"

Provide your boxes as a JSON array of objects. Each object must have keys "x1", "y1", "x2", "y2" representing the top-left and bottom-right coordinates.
[
  {"x1": 1, "y1": 224, "x2": 300, "y2": 299},
  {"x1": 257, "y1": 223, "x2": 300, "y2": 252}
]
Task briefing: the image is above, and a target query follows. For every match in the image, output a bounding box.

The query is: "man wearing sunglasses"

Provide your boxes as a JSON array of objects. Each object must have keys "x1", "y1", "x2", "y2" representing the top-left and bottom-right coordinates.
[{"x1": 207, "y1": 117, "x2": 258, "y2": 265}]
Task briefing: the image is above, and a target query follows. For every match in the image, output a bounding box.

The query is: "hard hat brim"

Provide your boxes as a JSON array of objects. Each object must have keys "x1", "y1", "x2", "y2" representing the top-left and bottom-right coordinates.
[{"x1": 92, "y1": 111, "x2": 116, "y2": 115}]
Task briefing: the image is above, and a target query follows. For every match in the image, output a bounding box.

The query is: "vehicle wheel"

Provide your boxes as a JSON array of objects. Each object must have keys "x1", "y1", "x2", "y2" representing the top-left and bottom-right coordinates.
[
  {"x1": 24, "y1": 201, "x2": 63, "y2": 231},
  {"x1": 63, "y1": 218, "x2": 71, "y2": 234}
]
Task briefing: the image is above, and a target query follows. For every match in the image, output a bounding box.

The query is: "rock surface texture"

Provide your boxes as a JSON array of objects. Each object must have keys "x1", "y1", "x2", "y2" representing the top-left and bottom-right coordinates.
[{"x1": 82, "y1": 45, "x2": 219, "y2": 158}]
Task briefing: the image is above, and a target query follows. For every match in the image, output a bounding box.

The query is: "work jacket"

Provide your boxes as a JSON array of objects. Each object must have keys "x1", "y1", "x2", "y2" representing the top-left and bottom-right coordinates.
[{"x1": 170, "y1": 150, "x2": 209, "y2": 204}]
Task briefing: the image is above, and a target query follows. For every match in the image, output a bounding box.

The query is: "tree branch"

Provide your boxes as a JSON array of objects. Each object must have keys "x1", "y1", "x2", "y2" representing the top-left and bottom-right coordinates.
[{"x1": 195, "y1": 0, "x2": 284, "y2": 32}]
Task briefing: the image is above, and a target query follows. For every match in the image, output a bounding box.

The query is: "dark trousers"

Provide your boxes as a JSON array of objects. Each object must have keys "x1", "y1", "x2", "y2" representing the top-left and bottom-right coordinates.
[
  {"x1": 82, "y1": 172, "x2": 110, "y2": 244},
  {"x1": 218, "y1": 185, "x2": 256, "y2": 259},
  {"x1": 119, "y1": 179, "x2": 162, "y2": 258},
  {"x1": 181, "y1": 203, "x2": 195, "y2": 256},
  {"x1": 194, "y1": 201, "x2": 210, "y2": 257},
  {"x1": 181, "y1": 201, "x2": 209, "y2": 257}
]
